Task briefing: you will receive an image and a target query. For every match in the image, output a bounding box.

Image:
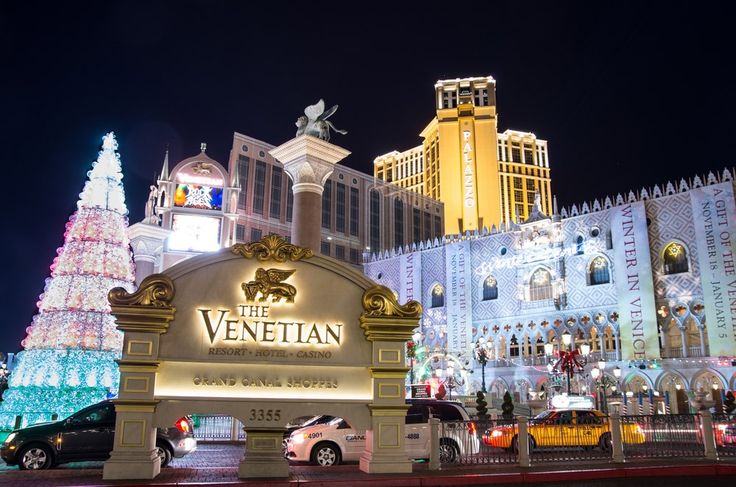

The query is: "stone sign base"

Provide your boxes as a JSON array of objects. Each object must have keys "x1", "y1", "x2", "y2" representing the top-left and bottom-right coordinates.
[
  {"x1": 102, "y1": 449, "x2": 161, "y2": 480},
  {"x1": 359, "y1": 430, "x2": 413, "y2": 474},
  {"x1": 238, "y1": 428, "x2": 289, "y2": 478}
]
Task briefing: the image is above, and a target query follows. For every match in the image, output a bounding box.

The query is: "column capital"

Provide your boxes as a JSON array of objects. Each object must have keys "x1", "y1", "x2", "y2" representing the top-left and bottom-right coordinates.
[{"x1": 270, "y1": 135, "x2": 350, "y2": 194}]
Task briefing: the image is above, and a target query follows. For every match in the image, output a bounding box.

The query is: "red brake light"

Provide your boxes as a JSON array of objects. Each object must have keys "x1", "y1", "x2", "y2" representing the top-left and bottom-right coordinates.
[
  {"x1": 176, "y1": 417, "x2": 190, "y2": 433},
  {"x1": 468, "y1": 421, "x2": 476, "y2": 435}
]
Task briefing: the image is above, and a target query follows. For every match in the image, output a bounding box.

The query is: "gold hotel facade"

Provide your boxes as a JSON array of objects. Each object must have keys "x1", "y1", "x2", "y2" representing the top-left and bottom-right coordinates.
[{"x1": 374, "y1": 76, "x2": 552, "y2": 235}]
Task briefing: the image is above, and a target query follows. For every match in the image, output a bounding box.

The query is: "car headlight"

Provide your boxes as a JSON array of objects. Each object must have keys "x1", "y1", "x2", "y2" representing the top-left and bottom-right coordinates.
[
  {"x1": 491, "y1": 430, "x2": 503, "y2": 438},
  {"x1": 291, "y1": 433, "x2": 305, "y2": 444},
  {"x1": 4, "y1": 433, "x2": 17, "y2": 444}
]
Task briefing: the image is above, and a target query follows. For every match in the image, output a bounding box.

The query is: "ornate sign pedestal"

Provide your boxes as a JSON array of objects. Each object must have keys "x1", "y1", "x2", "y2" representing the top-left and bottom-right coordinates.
[{"x1": 102, "y1": 236, "x2": 421, "y2": 480}]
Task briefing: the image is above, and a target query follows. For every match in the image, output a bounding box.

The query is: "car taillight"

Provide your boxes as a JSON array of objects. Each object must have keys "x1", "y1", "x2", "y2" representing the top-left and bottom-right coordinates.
[
  {"x1": 467, "y1": 422, "x2": 476, "y2": 435},
  {"x1": 176, "y1": 417, "x2": 191, "y2": 433}
]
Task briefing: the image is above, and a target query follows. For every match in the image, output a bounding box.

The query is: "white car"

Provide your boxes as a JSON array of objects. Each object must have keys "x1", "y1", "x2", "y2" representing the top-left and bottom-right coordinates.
[{"x1": 285, "y1": 399, "x2": 480, "y2": 466}]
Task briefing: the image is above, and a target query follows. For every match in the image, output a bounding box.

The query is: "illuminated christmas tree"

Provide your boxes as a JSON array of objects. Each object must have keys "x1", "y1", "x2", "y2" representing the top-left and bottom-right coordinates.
[{"x1": 0, "y1": 132, "x2": 135, "y2": 429}]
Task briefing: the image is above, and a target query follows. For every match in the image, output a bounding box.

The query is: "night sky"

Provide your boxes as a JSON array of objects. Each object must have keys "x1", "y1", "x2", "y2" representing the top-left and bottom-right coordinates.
[{"x1": 1, "y1": 1, "x2": 735, "y2": 353}]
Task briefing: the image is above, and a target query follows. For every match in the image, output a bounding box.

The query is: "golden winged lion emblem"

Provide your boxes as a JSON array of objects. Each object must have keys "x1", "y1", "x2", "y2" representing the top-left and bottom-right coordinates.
[{"x1": 241, "y1": 268, "x2": 296, "y2": 303}]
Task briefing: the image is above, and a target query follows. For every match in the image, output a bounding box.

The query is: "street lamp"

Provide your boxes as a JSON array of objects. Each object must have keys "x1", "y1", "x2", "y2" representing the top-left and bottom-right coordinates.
[
  {"x1": 474, "y1": 337, "x2": 492, "y2": 393},
  {"x1": 545, "y1": 330, "x2": 590, "y2": 395}
]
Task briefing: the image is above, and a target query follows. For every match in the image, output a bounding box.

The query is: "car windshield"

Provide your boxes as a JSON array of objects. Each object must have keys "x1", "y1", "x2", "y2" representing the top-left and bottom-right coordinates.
[
  {"x1": 533, "y1": 410, "x2": 554, "y2": 421},
  {"x1": 302, "y1": 415, "x2": 335, "y2": 427}
]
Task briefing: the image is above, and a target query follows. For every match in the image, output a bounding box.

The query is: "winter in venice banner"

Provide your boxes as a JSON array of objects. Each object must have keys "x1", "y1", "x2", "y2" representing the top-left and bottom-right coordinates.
[
  {"x1": 690, "y1": 181, "x2": 736, "y2": 356},
  {"x1": 610, "y1": 201, "x2": 659, "y2": 360}
]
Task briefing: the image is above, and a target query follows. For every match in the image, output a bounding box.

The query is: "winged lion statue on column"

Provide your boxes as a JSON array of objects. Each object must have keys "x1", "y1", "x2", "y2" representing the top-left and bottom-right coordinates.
[{"x1": 295, "y1": 99, "x2": 348, "y2": 142}]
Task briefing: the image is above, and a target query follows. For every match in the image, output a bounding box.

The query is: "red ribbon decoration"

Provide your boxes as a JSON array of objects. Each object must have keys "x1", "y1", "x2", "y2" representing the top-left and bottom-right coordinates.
[{"x1": 554, "y1": 350, "x2": 584, "y2": 377}]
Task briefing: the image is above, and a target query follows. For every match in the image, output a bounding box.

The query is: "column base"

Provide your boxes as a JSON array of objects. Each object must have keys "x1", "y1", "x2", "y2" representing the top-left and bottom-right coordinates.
[
  {"x1": 359, "y1": 450, "x2": 413, "y2": 474},
  {"x1": 103, "y1": 450, "x2": 160, "y2": 480},
  {"x1": 238, "y1": 428, "x2": 289, "y2": 479}
]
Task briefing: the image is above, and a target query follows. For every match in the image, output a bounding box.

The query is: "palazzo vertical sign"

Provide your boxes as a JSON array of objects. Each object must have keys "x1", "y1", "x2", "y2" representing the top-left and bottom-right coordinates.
[
  {"x1": 690, "y1": 182, "x2": 736, "y2": 356},
  {"x1": 610, "y1": 202, "x2": 659, "y2": 359},
  {"x1": 446, "y1": 241, "x2": 472, "y2": 354}
]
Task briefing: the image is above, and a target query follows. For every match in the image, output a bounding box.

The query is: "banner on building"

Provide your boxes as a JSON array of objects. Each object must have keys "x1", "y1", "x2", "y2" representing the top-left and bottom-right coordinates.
[
  {"x1": 445, "y1": 241, "x2": 472, "y2": 355},
  {"x1": 400, "y1": 252, "x2": 423, "y2": 329},
  {"x1": 610, "y1": 201, "x2": 660, "y2": 360},
  {"x1": 690, "y1": 182, "x2": 736, "y2": 356}
]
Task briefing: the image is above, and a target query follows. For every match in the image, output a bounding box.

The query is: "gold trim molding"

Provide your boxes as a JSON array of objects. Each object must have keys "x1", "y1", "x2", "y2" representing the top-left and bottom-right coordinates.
[
  {"x1": 231, "y1": 234, "x2": 313, "y2": 262},
  {"x1": 362, "y1": 286, "x2": 422, "y2": 319},
  {"x1": 109, "y1": 274, "x2": 175, "y2": 307}
]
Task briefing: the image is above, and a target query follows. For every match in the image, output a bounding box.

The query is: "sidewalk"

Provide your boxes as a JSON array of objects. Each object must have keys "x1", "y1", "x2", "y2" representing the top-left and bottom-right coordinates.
[{"x1": 1, "y1": 459, "x2": 735, "y2": 487}]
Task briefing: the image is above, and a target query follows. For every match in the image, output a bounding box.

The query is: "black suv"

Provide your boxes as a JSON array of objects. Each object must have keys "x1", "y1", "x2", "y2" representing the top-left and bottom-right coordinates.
[{"x1": 1, "y1": 400, "x2": 197, "y2": 470}]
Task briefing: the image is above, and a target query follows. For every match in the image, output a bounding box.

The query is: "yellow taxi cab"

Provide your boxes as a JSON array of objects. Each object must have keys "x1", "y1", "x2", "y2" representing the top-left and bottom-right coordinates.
[{"x1": 482, "y1": 409, "x2": 645, "y2": 451}]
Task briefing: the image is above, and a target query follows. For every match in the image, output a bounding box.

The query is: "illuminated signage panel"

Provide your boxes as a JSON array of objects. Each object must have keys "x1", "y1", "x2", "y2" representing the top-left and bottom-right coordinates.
[{"x1": 169, "y1": 214, "x2": 221, "y2": 252}]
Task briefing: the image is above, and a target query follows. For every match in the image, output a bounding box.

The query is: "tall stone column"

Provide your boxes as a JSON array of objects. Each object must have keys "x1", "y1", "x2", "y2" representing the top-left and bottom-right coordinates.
[{"x1": 270, "y1": 135, "x2": 350, "y2": 253}]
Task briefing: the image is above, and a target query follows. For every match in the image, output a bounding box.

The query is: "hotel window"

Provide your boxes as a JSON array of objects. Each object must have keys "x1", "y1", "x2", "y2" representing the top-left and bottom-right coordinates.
[
  {"x1": 394, "y1": 198, "x2": 404, "y2": 245},
  {"x1": 320, "y1": 240, "x2": 330, "y2": 256},
  {"x1": 269, "y1": 167, "x2": 282, "y2": 218},
  {"x1": 513, "y1": 177, "x2": 522, "y2": 189},
  {"x1": 511, "y1": 145, "x2": 521, "y2": 162},
  {"x1": 423, "y1": 211, "x2": 431, "y2": 241},
  {"x1": 589, "y1": 257, "x2": 610, "y2": 285},
  {"x1": 253, "y1": 160, "x2": 266, "y2": 215},
  {"x1": 336, "y1": 183, "x2": 346, "y2": 233},
  {"x1": 514, "y1": 191, "x2": 523, "y2": 203},
  {"x1": 412, "y1": 208, "x2": 421, "y2": 243},
  {"x1": 286, "y1": 178, "x2": 293, "y2": 222},
  {"x1": 236, "y1": 224, "x2": 245, "y2": 242},
  {"x1": 431, "y1": 284, "x2": 445, "y2": 308},
  {"x1": 350, "y1": 248, "x2": 360, "y2": 264},
  {"x1": 526, "y1": 179, "x2": 535, "y2": 191},
  {"x1": 322, "y1": 180, "x2": 332, "y2": 229},
  {"x1": 524, "y1": 148, "x2": 534, "y2": 164},
  {"x1": 474, "y1": 88, "x2": 488, "y2": 106},
  {"x1": 335, "y1": 245, "x2": 345, "y2": 261},
  {"x1": 434, "y1": 215, "x2": 442, "y2": 237},
  {"x1": 529, "y1": 268, "x2": 553, "y2": 301},
  {"x1": 237, "y1": 155, "x2": 249, "y2": 209},
  {"x1": 250, "y1": 228, "x2": 262, "y2": 242},
  {"x1": 386, "y1": 168, "x2": 393, "y2": 183},
  {"x1": 442, "y1": 90, "x2": 457, "y2": 109},
  {"x1": 663, "y1": 242, "x2": 689, "y2": 274},
  {"x1": 483, "y1": 276, "x2": 498, "y2": 300},
  {"x1": 349, "y1": 187, "x2": 359, "y2": 236},
  {"x1": 369, "y1": 190, "x2": 381, "y2": 252}
]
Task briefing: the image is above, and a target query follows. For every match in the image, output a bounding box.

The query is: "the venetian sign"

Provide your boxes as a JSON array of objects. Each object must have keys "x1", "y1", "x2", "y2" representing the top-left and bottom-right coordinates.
[
  {"x1": 153, "y1": 248, "x2": 373, "y2": 401},
  {"x1": 462, "y1": 130, "x2": 476, "y2": 208}
]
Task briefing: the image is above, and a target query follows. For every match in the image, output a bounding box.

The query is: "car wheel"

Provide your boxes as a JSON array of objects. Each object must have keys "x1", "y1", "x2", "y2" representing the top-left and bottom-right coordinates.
[
  {"x1": 439, "y1": 439, "x2": 460, "y2": 463},
  {"x1": 599, "y1": 432, "x2": 612, "y2": 451},
  {"x1": 18, "y1": 444, "x2": 53, "y2": 470},
  {"x1": 156, "y1": 442, "x2": 173, "y2": 468},
  {"x1": 311, "y1": 442, "x2": 341, "y2": 466}
]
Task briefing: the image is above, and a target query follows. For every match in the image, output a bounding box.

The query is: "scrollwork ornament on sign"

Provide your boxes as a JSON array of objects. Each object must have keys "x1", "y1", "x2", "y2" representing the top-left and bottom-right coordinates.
[
  {"x1": 362, "y1": 285, "x2": 422, "y2": 319},
  {"x1": 231, "y1": 234, "x2": 313, "y2": 262},
  {"x1": 108, "y1": 274, "x2": 175, "y2": 307}
]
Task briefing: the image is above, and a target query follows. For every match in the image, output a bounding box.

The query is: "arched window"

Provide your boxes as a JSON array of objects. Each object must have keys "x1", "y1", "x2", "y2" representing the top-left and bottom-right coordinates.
[
  {"x1": 510, "y1": 334, "x2": 519, "y2": 357},
  {"x1": 589, "y1": 256, "x2": 610, "y2": 285},
  {"x1": 431, "y1": 284, "x2": 444, "y2": 308},
  {"x1": 483, "y1": 276, "x2": 498, "y2": 300},
  {"x1": 529, "y1": 268, "x2": 553, "y2": 301},
  {"x1": 663, "y1": 242, "x2": 689, "y2": 274},
  {"x1": 576, "y1": 235, "x2": 584, "y2": 255}
]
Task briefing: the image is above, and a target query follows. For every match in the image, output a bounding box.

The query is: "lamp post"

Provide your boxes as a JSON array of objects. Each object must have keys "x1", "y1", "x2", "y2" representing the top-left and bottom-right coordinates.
[
  {"x1": 474, "y1": 337, "x2": 492, "y2": 393},
  {"x1": 590, "y1": 360, "x2": 616, "y2": 413},
  {"x1": 545, "y1": 330, "x2": 590, "y2": 395}
]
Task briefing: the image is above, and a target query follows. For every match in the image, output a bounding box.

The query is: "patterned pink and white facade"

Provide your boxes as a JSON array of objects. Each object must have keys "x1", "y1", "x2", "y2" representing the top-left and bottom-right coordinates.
[{"x1": 364, "y1": 170, "x2": 736, "y2": 414}]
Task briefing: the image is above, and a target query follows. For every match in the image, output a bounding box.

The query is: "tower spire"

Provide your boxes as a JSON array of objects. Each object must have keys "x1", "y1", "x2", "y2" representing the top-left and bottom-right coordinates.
[{"x1": 160, "y1": 148, "x2": 170, "y2": 181}]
